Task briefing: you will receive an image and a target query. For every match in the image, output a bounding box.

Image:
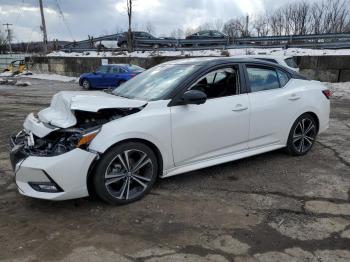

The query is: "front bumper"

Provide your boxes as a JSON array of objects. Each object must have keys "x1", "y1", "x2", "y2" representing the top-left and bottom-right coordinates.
[{"x1": 10, "y1": 144, "x2": 97, "y2": 201}]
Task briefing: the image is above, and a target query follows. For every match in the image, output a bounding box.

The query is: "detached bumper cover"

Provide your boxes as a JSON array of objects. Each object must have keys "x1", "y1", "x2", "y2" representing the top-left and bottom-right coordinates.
[{"x1": 12, "y1": 148, "x2": 97, "y2": 201}]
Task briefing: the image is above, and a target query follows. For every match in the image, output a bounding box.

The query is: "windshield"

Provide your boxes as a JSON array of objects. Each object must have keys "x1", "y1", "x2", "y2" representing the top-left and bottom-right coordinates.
[
  {"x1": 113, "y1": 64, "x2": 199, "y2": 101},
  {"x1": 284, "y1": 58, "x2": 298, "y2": 68}
]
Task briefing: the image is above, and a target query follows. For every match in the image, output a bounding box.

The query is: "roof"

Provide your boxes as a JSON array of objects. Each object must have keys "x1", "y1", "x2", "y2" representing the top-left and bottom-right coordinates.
[
  {"x1": 102, "y1": 64, "x2": 131, "y2": 67},
  {"x1": 162, "y1": 57, "x2": 274, "y2": 66}
]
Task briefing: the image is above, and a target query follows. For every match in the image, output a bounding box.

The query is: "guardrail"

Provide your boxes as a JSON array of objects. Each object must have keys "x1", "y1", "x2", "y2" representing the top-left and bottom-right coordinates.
[
  {"x1": 60, "y1": 33, "x2": 350, "y2": 53},
  {"x1": 236, "y1": 33, "x2": 350, "y2": 42}
]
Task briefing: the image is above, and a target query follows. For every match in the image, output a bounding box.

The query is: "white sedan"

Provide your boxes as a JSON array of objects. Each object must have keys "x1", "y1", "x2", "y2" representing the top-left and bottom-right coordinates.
[{"x1": 10, "y1": 58, "x2": 330, "y2": 205}]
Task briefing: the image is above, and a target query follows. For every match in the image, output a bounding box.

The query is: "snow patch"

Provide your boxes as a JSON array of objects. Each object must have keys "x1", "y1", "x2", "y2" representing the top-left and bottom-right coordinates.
[
  {"x1": 324, "y1": 82, "x2": 350, "y2": 99},
  {"x1": 48, "y1": 48, "x2": 350, "y2": 58},
  {"x1": 21, "y1": 73, "x2": 78, "y2": 82}
]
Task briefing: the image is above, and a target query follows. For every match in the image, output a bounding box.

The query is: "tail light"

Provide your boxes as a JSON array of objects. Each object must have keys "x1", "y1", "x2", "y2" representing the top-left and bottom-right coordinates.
[{"x1": 322, "y1": 89, "x2": 331, "y2": 99}]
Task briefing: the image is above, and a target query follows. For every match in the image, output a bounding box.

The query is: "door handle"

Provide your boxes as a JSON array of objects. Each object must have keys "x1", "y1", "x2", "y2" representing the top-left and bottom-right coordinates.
[
  {"x1": 289, "y1": 94, "x2": 301, "y2": 100},
  {"x1": 232, "y1": 104, "x2": 248, "y2": 112}
]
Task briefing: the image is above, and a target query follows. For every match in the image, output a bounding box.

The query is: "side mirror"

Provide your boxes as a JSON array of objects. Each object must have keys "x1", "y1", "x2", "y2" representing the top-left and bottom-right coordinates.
[{"x1": 181, "y1": 90, "x2": 207, "y2": 105}]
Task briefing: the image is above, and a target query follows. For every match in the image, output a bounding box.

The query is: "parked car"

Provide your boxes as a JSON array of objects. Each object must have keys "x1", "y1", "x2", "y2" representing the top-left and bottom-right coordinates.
[
  {"x1": 10, "y1": 57, "x2": 330, "y2": 205},
  {"x1": 79, "y1": 64, "x2": 145, "y2": 89},
  {"x1": 239, "y1": 55, "x2": 300, "y2": 72},
  {"x1": 186, "y1": 30, "x2": 228, "y2": 40},
  {"x1": 117, "y1": 31, "x2": 174, "y2": 49}
]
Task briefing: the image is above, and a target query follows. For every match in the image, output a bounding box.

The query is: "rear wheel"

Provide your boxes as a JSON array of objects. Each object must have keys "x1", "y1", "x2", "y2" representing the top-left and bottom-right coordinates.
[
  {"x1": 82, "y1": 79, "x2": 91, "y2": 89},
  {"x1": 93, "y1": 142, "x2": 158, "y2": 205},
  {"x1": 286, "y1": 114, "x2": 318, "y2": 156}
]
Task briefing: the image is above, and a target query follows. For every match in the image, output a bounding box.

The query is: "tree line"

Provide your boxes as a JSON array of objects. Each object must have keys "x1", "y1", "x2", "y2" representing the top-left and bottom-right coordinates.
[{"x1": 170, "y1": 0, "x2": 350, "y2": 39}]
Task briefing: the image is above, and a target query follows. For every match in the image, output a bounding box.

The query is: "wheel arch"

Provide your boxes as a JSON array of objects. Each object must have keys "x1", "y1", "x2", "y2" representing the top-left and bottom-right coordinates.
[
  {"x1": 304, "y1": 111, "x2": 320, "y2": 133},
  {"x1": 86, "y1": 138, "x2": 164, "y2": 197}
]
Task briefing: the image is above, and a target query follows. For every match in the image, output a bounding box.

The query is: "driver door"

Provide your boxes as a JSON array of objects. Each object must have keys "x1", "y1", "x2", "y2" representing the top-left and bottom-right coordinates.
[{"x1": 170, "y1": 65, "x2": 250, "y2": 166}]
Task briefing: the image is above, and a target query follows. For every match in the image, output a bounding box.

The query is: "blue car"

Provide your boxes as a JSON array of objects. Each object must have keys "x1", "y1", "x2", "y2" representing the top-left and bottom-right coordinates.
[{"x1": 79, "y1": 64, "x2": 145, "y2": 89}]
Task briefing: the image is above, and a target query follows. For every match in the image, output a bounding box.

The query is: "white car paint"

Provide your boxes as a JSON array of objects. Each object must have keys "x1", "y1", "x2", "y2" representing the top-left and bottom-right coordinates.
[
  {"x1": 12, "y1": 59, "x2": 330, "y2": 201},
  {"x1": 37, "y1": 91, "x2": 147, "y2": 129}
]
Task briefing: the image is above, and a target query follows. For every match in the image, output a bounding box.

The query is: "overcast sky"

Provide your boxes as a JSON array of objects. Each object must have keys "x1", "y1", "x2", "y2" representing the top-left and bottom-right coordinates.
[{"x1": 1, "y1": 0, "x2": 298, "y2": 43}]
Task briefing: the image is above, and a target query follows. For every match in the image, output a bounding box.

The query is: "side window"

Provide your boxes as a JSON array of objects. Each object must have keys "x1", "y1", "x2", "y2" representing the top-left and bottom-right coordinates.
[
  {"x1": 277, "y1": 69, "x2": 290, "y2": 87},
  {"x1": 111, "y1": 67, "x2": 120, "y2": 74},
  {"x1": 190, "y1": 67, "x2": 240, "y2": 99},
  {"x1": 247, "y1": 67, "x2": 280, "y2": 92}
]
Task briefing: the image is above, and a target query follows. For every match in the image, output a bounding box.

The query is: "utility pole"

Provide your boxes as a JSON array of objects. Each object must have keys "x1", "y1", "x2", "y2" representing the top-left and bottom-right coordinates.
[
  {"x1": 38, "y1": 0, "x2": 48, "y2": 53},
  {"x1": 245, "y1": 15, "x2": 249, "y2": 37},
  {"x1": 2, "y1": 23, "x2": 13, "y2": 54}
]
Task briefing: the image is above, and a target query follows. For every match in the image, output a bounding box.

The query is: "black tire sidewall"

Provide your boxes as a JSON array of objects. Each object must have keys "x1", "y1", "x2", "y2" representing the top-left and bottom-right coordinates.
[
  {"x1": 286, "y1": 113, "x2": 317, "y2": 156},
  {"x1": 93, "y1": 142, "x2": 158, "y2": 205},
  {"x1": 82, "y1": 79, "x2": 90, "y2": 89}
]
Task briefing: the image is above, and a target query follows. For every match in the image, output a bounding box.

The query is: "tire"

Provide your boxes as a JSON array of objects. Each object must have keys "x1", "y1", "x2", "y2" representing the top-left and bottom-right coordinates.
[
  {"x1": 285, "y1": 113, "x2": 318, "y2": 156},
  {"x1": 120, "y1": 42, "x2": 128, "y2": 49},
  {"x1": 152, "y1": 44, "x2": 160, "y2": 49},
  {"x1": 82, "y1": 79, "x2": 91, "y2": 89},
  {"x1": 93, "y1": 142, "x2": 158, "y2": 205}
]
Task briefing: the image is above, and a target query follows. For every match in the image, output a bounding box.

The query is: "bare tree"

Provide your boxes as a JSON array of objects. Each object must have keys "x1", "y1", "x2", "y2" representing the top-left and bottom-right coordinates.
[
  {"x1": 324, "y1": 0, "x2": 349, "y2": 33},
  {"x1": 145, "y1": 21, "x2": 155, "y2": 34},
  {"x1": 170, "y1": 28, "x2": 184, "y2": 39},
  {"x1": 310, "y1": 1, "x2": 326, "y2": 34},
  {"x1": 253, "y1": 14, "x2": 269, "y2": 36},
  {"x1": 213, "y1": 19, "x2": 224, "y2": 31},
  {"x1": 223, "y1": 16, "x2": 249, "y2": 39},
  {"x1": 127, "y1": 0, "x2": 133, "y2": 51}
]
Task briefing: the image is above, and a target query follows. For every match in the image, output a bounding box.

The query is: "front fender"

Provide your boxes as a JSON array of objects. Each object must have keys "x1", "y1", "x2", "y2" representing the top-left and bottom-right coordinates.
[{"x1": 88, "y1": 104, "x2": 173, "y2": 170}]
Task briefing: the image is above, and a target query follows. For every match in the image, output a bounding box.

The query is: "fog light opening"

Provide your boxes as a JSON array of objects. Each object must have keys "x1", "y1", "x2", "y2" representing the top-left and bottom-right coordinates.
[{"x1": 28, "y1": 181, "x2": 63, "y2": 193}]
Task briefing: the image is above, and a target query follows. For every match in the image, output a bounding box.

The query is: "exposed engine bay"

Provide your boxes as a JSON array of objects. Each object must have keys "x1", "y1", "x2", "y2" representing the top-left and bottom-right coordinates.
[{"x1": 11, "y1": 108, "x2": 141, "y2": 157}]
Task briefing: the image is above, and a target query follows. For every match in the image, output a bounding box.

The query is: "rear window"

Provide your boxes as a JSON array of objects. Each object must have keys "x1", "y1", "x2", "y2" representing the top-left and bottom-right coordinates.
[
  {"x1": 284, "y1": 58, "x2": 298, "y2": 68},
  {"x1": 127, "y1": 65, "x2": 144, "y2": 71},
  {"x1": 247, "y1": 67, "x2": 280, "y2": 92}
]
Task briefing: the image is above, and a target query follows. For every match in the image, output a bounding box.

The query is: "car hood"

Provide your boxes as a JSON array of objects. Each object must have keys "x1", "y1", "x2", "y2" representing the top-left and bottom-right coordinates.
[{"x1": 37, "y1": 91, "x2": 147, "y2": 128}]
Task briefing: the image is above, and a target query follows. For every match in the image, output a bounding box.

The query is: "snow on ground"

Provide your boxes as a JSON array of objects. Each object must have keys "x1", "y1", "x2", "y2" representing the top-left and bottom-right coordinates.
[
  {"x1": 0, "y1": 71, "x2": 14, "y2": 77},
  {"x1": 324, "y1": 82, "x2": 350, "y2": 100},
  {"x1": 20, "y1": 73, "x2": 78, "y2": 82},
  {"x1": 47, "y1": 48, "x2": 350, "y2": 58}
]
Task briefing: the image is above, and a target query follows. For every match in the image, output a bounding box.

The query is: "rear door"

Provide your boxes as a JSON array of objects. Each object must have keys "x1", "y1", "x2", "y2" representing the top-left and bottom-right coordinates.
[
  {"x1": 106, "y1": 66, "x2": 123, "y2": 87},
  {"x1": 245, "y1": 64, "x2": 300, "y2": 148}
]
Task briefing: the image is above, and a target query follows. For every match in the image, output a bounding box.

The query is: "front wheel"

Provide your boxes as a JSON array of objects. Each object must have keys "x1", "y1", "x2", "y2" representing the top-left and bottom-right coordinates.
[
  {"x1": 93, "y1": 142, "x2": 158, "y2": 205},
  {"x1": 286, "y1": 114, "x2": 318, "y2": 156},
  {"x1": 82, "y1": 79, "x2": 91, "y2": 89}
]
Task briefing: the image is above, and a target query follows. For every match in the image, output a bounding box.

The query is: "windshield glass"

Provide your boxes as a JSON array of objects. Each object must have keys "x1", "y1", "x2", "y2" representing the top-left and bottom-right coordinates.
[
  {"x1": 284, "y1": 58, "x2": 298, "y2": 68},
  {"x1": 113, "y1": 64, "x2": 199, "y2": 101},
  {"x1": 96, "y1": 65, "x2": 110, "y2": 73}
]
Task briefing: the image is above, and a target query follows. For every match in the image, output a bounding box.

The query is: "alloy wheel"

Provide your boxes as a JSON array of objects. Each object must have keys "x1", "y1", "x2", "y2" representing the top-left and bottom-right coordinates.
[
  {"x1": 104, "y1": 149, "x2": 153, "y2": 200},
  {"x1": 292, "y1": 118, "x2": 316, "y2": 154},
  {"x1": 82, "y1": 80, "x2": 90, "y2": 89}
]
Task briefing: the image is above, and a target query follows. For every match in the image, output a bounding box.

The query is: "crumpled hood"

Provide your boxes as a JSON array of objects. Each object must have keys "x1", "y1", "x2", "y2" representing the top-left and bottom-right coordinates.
[{"x1": 37, "y1": 91, "x2": 147, "y2": 128}]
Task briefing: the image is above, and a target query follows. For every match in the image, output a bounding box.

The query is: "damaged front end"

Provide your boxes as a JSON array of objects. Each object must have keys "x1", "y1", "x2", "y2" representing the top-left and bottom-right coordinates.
[
  {"x1": 10, "y1": 107, "x2": 142, "y2": 170},
  {"x1": 9, "y1": 91, "x2": 147, "y2": 200}
]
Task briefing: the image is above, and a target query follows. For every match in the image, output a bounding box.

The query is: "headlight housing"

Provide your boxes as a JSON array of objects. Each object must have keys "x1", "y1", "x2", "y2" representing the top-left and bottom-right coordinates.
[{"x1": 76, "y1": 129, "x2": 100, "y2": 148}]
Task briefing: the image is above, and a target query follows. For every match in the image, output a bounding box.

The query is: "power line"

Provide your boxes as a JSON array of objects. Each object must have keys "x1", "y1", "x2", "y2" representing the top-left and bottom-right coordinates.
[{"x1": 54, "y1": 0, "x2": 74, "y2": 41}]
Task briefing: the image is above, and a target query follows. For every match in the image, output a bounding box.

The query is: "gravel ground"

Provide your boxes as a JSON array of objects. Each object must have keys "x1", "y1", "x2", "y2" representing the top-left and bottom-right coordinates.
[{"x1": 0, "y1": 78, "x2": 349, "y2": 262}]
